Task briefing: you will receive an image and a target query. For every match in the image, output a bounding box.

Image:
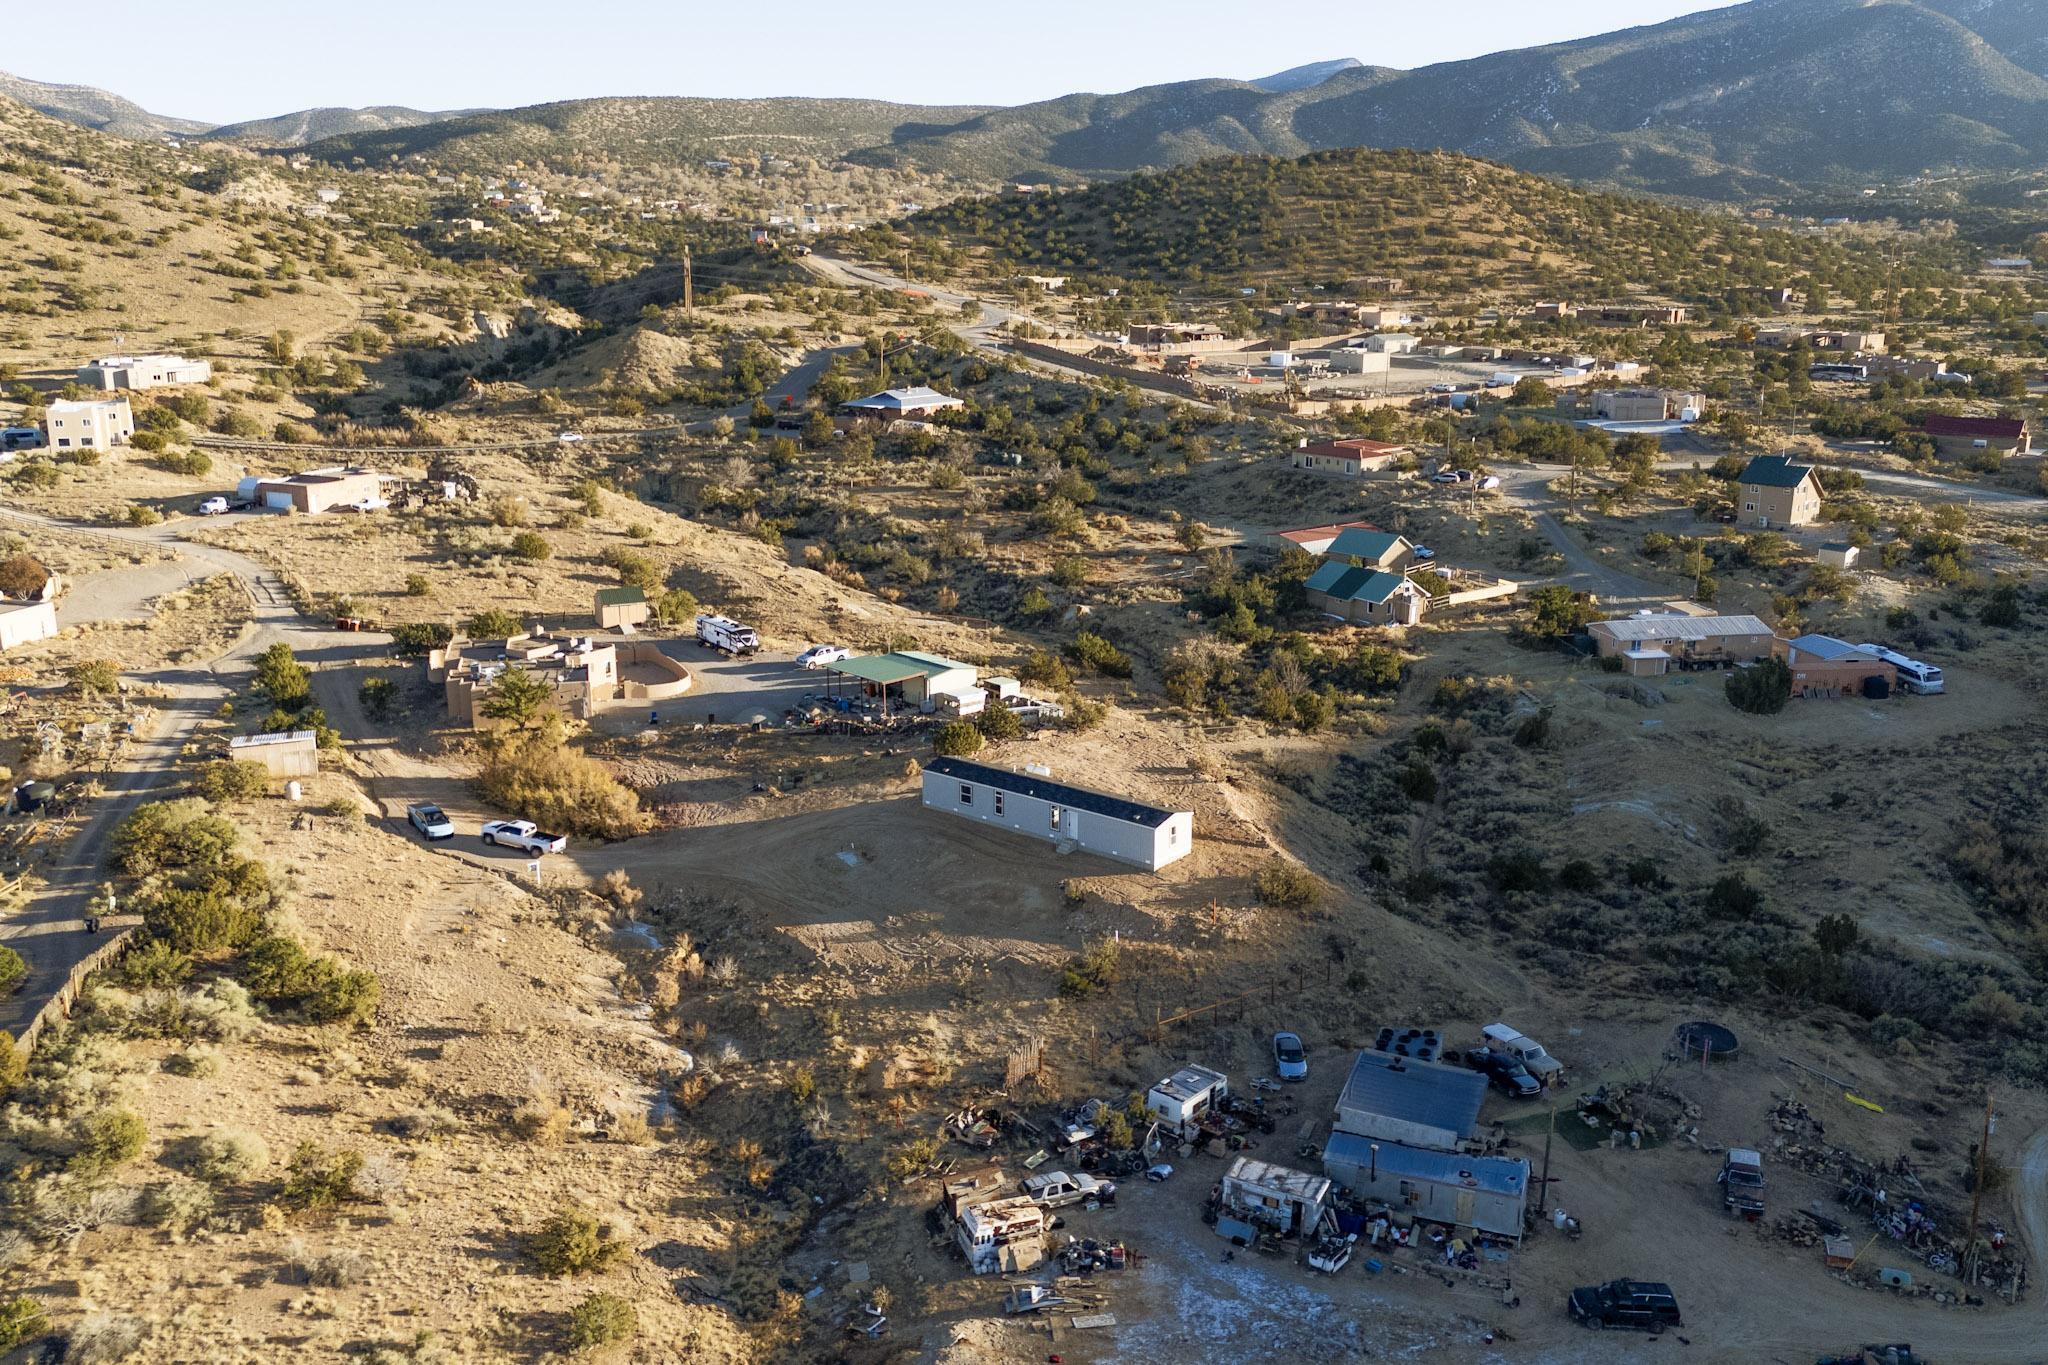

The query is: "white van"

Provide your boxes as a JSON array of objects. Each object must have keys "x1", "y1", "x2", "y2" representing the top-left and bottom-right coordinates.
[{"x1": 1857, "y1": 644, "x2": 1944, "y2": 695}]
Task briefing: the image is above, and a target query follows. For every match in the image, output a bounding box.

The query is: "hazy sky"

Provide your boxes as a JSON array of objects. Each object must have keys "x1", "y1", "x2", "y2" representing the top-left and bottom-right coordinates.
[{"x1": 15, "y1": 0, "x2": 1739, "y2": 124}]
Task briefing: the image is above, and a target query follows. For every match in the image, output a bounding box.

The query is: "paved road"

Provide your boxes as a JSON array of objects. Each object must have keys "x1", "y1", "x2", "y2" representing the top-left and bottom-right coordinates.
[{"x1": 0, "y1": 508, "x2": 371, "y2": 1042}]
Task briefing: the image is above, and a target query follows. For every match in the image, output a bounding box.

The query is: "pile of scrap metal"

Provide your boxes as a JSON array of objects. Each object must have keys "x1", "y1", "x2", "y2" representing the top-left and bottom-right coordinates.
[
  {"x1": 843, "y1": 1303, "x2": 888, "y2": 1340},
  {"x1": 1057, "y1": 1236, "x2": 1129, "y2": 1275},
  {"x1": 1307, "y1": 1226, "x2": 1357, "y2": 1274},
  {"x1": 1815, "y1": 1346, "x2": 1921, "y2": 1365},
  {"x1": 943, "y1": 1106, "x2": 1007, "y2": 1150}
]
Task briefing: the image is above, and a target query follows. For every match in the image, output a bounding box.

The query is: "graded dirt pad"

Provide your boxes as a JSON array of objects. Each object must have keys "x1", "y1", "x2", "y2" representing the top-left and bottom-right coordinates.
[{"x1": 12, "y1": 775, "x2": 750, "y2": 1361}]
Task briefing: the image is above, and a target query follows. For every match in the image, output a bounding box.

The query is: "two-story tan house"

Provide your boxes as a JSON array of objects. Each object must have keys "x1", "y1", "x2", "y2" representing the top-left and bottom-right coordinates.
[{"x1": 1734, "y1": 455, "x2": 1823, "y2": 528}]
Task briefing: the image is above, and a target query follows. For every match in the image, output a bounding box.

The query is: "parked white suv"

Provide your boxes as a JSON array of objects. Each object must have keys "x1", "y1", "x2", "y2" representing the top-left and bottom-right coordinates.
[{"x1": 479, "y1": 820, "x2": 565, "y2": 855}]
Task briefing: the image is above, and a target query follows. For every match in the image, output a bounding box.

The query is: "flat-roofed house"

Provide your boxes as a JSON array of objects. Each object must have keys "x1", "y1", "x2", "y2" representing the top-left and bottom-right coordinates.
[
  {"x1": 1784, "y1": 634, "x2": 1897, "y2": 698},
  {"x1": 1288, "y1": 437, "x2": 1406, "y2": 477},
  {"x1": 76, "y1": 353, "x2": 212, "y2": 390},
  {"x1": 1587, "y1": 613, "x2": 1778, "y2": 675},
  {"x1": 44, "y1": 398, "x2": 133, "y2": 451},
  {"x1": 244, "y1": 467, "x2": 386, "y2": 514},
  {"x1": 1735, "y1": 455, "x2": 1822, "y2": 528}
]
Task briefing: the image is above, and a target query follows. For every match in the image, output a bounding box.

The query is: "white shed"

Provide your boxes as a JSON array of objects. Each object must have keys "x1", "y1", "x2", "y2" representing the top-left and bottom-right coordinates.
[
  {"x1": 1220, "y1": 1157, "x2": 1331, "y2": 1237},
  {"x1": 921, "y1": 757, "x2": 1193, "y2": 871},
  {"x1": 1145, "y1": 1063, "x2": 1229, "y2": 1137}
]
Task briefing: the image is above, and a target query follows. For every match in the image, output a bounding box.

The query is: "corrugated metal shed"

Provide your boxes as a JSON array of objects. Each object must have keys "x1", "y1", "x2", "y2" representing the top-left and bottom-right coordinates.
[
  {"x1": 1336, "y1": 1052, "x2": 1485, "y2": 1143},
  {"x1": 830, "y1": 651, "x2": 971, "y2": 685},
  {"x1": 1593, "y1": 613, "x2": 1772, "y2": 644},
  {"x1": 1787, "y1": 633, "x2": 1877, "y2": 662},
  {"x1": 1323, "y1": 1132, "x2": 1527, "y2": 1196},
  {"x1": 1225, "y1": 1157, "x2": 1331, "y2": 1203}
]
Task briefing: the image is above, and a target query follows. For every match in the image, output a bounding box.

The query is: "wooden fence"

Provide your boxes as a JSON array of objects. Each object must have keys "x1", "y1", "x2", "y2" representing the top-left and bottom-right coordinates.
[{"x1": 14, "y1": 926, "x2": 134, "y2": 1055}]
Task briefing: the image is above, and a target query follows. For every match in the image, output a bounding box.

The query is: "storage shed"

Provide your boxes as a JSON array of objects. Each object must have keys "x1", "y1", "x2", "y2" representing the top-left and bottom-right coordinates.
[
  {"x1": 1219, "y1": 1158, "x2": 1331, "y2": 1237},
  {"x1": 1144, "y1": 1063, "x2": 1229, "y2": 1137},
  {"x1": 1333, "y1": 1051, "x2": 1487, "y2": 1151},
  {"x1": 1322, "y1": 1133, "x2": 1529, "y2": 1242},
  {"x1": 593, "y1": 586, "x2": 651, "y2": 630},
  {"x1": 227, "y1": 730, "x2": 319, "y2": 777},
  {"x1": 921, "y1": 756, "x2": 1194, "y2": 871}
]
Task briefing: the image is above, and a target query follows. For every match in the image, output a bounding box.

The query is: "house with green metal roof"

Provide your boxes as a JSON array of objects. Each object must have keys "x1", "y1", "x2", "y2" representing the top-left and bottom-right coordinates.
[
  {"x1": 1306, "y1": 559, "x2": 1428, "y2": 626},
  {"x1": 592, "y1": 585, "x2": 651, "y2": 629},
  {"x1": 823, "y1": 650, "x2": 978, "y2": 715}
]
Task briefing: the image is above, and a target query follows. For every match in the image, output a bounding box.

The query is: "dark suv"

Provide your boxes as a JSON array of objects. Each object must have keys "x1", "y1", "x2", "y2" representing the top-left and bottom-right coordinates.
[
  {"x1": 1464, "y1": 1046, "x2": 1541, "y2": 1098},
  {"x1": 1568, "y1": 1280, "x2": 1682, "y2": 1333}
]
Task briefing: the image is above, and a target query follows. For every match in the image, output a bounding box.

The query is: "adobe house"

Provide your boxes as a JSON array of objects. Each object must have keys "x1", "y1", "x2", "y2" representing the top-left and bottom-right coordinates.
[
  {"x1": 1734, "y1": 454, "x2": 1823, "y2": 528},
  {"x1": 1288, "y1": 437, "x2": 1407, "y2": 477}
]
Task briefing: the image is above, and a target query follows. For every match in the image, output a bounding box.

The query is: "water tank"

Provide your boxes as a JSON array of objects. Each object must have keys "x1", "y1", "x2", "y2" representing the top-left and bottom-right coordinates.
[
  {"x1": 1267, "y1": 352, "x2": 1294, "y2": 369},
  {"x1": 284, "y1": 780, "x2": 303, "y2": 802}
]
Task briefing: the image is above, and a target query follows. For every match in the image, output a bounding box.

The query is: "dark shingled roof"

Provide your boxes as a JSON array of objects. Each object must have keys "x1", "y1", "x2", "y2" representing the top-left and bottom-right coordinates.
[
  {"x1": 924, "y1": 757, "x2": 1182, "y2": 828},
  {"x1": 1737, "y1": 454, "x2": 1815, "y2": 489}
]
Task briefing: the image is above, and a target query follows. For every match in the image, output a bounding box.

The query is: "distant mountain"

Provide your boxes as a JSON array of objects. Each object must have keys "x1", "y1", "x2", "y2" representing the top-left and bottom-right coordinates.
[
  {"x1": 206, "y1": 105, "x2": 485, "y2": 147},
  {"x1": 850, "y1": 0, "x2": 2048, "y2": 196},
  {"x1": 0, "y1": 70, "x2": 207, "y2": 140},
  {"x1": 1249, "y1": 59, "x2": 1364, "y2": 94},
  {"x1": 300, "y1": 96, "x2": 994, "y2": 171}
]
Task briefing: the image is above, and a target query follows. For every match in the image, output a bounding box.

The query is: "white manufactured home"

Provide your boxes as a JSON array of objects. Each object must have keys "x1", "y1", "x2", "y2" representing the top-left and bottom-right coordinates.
[{"x1": 920, "y1": 757, "x2": 1193, "y2": 871}]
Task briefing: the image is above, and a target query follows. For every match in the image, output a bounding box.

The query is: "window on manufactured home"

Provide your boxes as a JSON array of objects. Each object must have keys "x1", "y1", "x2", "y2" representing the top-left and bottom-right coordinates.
[
  {"x1": 1049, "y1": 807, "x2": 1062, "y2": 831},
  {"x1": 994, "y1": 792, "x2": 1004, "y2": 816},
  {"x1": 958, "y1": 783, "x2": 973, "y2": 805}
]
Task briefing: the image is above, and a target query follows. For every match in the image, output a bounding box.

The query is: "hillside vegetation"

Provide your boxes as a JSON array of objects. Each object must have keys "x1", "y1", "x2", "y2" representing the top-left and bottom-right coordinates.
[
  {"x1": 304, "y1": 95, "x2": 992, "y2": 173},
  {"x1": 892, "y1": 148, "x2": 1962, "y2": 302}
]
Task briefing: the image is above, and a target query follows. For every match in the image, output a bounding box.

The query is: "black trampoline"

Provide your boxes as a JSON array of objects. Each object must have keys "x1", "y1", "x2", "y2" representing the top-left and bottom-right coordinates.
[{"x1": 1674, "y1": 1021, "x2": 1740, "y2": 1062}]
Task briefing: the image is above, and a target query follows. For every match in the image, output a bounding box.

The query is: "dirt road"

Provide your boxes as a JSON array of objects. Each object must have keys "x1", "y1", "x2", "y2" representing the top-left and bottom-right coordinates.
[{"x1": 0, "y1": 507, "x2": 377, "y2": 1043}]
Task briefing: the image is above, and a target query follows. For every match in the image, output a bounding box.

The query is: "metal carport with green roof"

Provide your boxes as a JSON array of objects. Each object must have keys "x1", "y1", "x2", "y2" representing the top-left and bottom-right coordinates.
[{"x1": 822, "y1": 650, "x2": 977, "y2": 715}]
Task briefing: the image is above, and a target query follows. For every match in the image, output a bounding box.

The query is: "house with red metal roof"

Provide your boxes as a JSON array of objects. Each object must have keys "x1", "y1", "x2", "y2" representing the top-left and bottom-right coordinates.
[{"x1": 1919, "y1": 414, "x2": 2031, "y2": 459}]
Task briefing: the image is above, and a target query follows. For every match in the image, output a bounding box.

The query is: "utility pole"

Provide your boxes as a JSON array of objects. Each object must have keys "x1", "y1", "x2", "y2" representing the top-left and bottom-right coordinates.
[
  {"x1": 682, "y1": 245, "x2": 693, "y2": 319},
  {"x1": 1538, "y1": 1101, "x2": 1556, "y2": 1216},
  {"x1": 1967, "y1": 1090, "x2": 1995, "y2": 1270}
]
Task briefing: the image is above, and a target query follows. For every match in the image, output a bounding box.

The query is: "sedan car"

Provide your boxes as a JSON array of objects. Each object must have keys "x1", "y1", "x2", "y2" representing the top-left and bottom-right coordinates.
[
  {"x1": 406, "y1": 802, "x2": 455, "y2": 840},
  {"x1": 1272, "y1": 1031, "x2": 1308, "y2": 1081},
  {"x1": 796, "y1": 644, "x2": 852, "y2": 669}
]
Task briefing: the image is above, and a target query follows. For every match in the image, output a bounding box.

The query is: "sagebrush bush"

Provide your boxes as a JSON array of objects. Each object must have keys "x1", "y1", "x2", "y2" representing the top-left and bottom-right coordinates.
[
  {"x1": 1253, "y1": 858, "x2": 1323, "y2": 909},
  {"x1": 568, "y1": 1292, "x2": 637, "y2": 1351},
  {"x1": 525, "y1": 1207, "x2": 629, "y2": 1277},
  {"x1": 69, "y1": 1107, "x2": 146, "y2": 1176},
  {"x1": 931, "y1": 721, "x2": 983, "y2": 757},
  {"x1": 139, "y1": 1178, "x2": 216, "y2": 1235},
  {"x1": 479, "y1": 732, "x2": 649, "y2": 840},
  {"x1": 67, "y1": 1311, "x2": 146, "y2": 1364},
  {"x1": 187, "y1": 1129, "x2": 270, "y2": 1186},
  {"x1": 0, "y1": 1297, "x2": 47, "y2": 1351},
  {"x1": 192, "y1": 760, "x2": 268, "y2": 803},
  {"x1": 280, "y1": 1142, "x2": 363, "y2": 1213}
]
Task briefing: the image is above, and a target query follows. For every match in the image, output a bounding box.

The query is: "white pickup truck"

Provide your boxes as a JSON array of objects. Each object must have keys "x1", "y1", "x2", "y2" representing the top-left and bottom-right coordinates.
[
  {"x1": 479, "y1": 819, "x2": 565, "y2": 855},
  {"x1": 1019, "y1": 1171, "x2": 1115, "y2": 1210}
]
